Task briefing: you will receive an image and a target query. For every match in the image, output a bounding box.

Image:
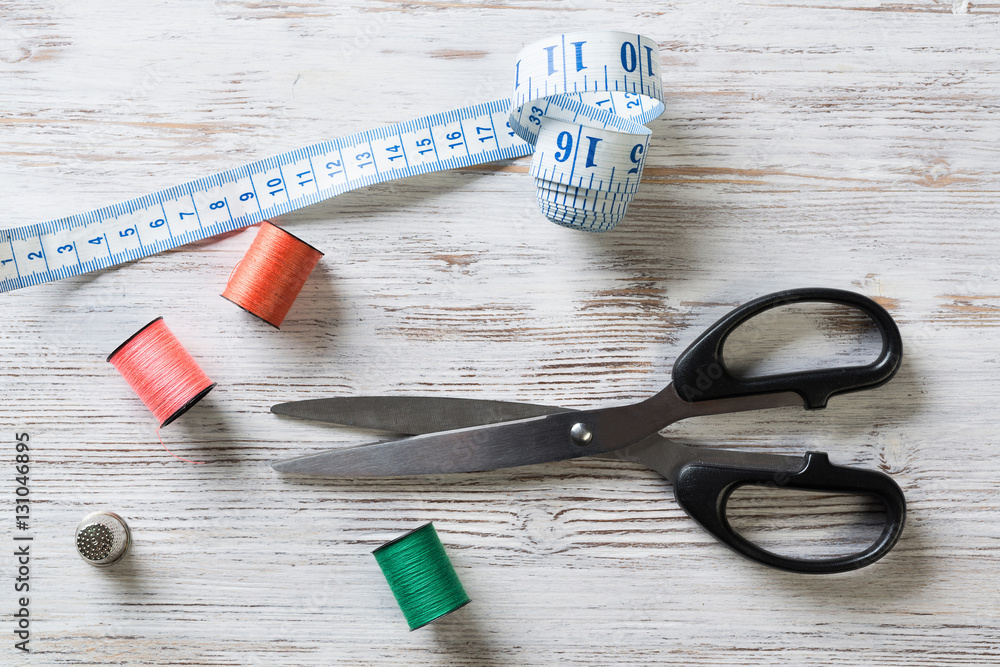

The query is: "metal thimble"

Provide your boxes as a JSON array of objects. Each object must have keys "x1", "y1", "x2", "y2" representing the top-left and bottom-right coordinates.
[{"x1": 76, "y1": 511, "x2": 132, "y2": 566}]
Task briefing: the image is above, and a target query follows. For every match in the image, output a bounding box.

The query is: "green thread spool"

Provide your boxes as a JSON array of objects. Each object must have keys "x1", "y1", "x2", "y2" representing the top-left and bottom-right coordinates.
[{"x1": 373, "y1": 523, "x2": 471, "y2": 630}]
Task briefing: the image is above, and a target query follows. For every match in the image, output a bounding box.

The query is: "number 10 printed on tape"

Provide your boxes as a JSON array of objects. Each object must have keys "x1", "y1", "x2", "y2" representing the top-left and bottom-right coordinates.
[{"x1": 0, "y1": 32, "x2": 664, "y2": 294}]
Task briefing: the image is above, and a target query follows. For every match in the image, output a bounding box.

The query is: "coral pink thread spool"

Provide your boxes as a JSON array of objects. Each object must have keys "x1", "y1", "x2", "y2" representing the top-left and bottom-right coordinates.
[
  {"x1": 221, "y1": 221, "x2": 324, "y2": 328},
  {"x1": 107, "y1": 317, "x2": 216, "y2": 427}
]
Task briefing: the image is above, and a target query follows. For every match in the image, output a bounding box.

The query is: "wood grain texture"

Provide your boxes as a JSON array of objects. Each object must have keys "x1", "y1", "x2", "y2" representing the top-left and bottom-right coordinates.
[{"x1": 1, "y1": 0, "x2": 998, "y2": 664}]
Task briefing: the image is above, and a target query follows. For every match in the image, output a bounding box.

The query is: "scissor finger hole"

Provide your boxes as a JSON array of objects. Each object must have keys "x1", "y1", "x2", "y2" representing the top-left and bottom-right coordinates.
[
  {"x1": 722, "y1": 303, "x2": 883, "y2": 378},
  {"x1": 725, "y1": 485, "x2": 886, "y2": 560}
]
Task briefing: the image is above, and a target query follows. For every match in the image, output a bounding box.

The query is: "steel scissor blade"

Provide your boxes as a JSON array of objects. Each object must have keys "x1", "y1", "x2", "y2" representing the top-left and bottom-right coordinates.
[
  {"x1": 271, "y1": 396, "x2": 801, "y2": 482},
  {"x1": 271, "y1": 408, "x2": 630, "y2": 476},
  {"x1": 270, "y1": 396, "x2": 563, "y2": 433},
  {"x1": 271, "y1": 384, "x2": 693, "y2": 476},
  {"x1": 270, "y1": 389, "x2": 804, "y2": 476}
]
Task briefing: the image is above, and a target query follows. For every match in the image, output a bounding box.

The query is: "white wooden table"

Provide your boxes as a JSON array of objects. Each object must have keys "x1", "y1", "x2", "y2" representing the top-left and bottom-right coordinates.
[{"x1": 2, "y1": 1, "x2": 999, "y2": 664}]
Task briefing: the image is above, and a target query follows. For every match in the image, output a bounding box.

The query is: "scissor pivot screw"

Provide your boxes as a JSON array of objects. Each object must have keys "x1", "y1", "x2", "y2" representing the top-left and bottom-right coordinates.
[{"x1": 570, "y1": 423, "x2": 593, "y2": 446}]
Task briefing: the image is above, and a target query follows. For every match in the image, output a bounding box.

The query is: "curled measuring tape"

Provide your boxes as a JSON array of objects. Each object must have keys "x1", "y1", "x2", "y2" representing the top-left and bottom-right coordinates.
[{"x1": 0, "y1": 32, "x2": 663, "y2": 294}]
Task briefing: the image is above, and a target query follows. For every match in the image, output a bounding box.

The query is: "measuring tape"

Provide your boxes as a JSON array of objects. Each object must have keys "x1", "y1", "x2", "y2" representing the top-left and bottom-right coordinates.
[{"x1": 0, "y1": 32, "x2": 663, "y2": 294}]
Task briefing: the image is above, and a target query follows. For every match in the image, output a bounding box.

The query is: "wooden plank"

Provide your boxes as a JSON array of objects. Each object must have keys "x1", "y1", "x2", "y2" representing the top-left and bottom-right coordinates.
[{"x1": 1, "y1": 1, "x2": 998, "y2": 664}]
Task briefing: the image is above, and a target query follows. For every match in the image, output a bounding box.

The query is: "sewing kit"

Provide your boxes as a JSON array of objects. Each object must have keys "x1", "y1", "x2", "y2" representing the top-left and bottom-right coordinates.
[{"x1": 5, "y1": 30, "x2": 910, "y2": 631}]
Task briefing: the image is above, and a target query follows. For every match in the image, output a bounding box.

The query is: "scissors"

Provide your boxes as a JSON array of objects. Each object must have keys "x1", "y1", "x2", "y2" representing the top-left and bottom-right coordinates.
[{"x1": 271, "y1": 288, "x2": 906, "y2": 574}]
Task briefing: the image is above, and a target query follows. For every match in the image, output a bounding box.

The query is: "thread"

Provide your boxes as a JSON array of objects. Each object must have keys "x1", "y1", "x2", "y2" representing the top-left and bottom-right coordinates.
[
  {"x1": 156, "y1": 428, "x2": 205, "y2": 465},
  {"x1": 221, "y1": 221, "x2": 324, "y2": 328},
  {"x1": 107, "y1": 317, "x2": 216, "y2": 427},
  {"x1": 373, "y1": 523, "x2": 471, "y2": 630}
]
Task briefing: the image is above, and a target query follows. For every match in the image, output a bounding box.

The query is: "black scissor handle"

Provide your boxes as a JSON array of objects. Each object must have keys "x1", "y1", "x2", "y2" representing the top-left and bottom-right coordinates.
[
  {"x1": 672, "y1": 288, "x2": 903, "y2": 409},
  {"x1": 673, "y1": 452, "x2": 906, "y2": 574}
]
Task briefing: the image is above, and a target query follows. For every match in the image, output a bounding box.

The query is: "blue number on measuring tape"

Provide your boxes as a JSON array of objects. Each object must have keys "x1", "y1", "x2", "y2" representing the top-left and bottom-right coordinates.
[{"x1": 0, "y1": 32, "x2": 663, "y2": 294}]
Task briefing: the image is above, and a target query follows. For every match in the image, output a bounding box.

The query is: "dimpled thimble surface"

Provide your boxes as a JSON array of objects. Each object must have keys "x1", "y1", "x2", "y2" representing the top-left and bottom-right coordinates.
[{"x1": 76, "y1": 511, "x2": 132, "y2": 566}]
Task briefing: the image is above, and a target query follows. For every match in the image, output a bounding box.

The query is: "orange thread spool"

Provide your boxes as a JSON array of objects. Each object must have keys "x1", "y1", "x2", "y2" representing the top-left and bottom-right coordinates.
[
  {"x1": 107, "y1": 317, "x2": 216, "y2": 427},
  {"x1": 221, "y1": 221, "x2": 324, "y2": 328}
]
